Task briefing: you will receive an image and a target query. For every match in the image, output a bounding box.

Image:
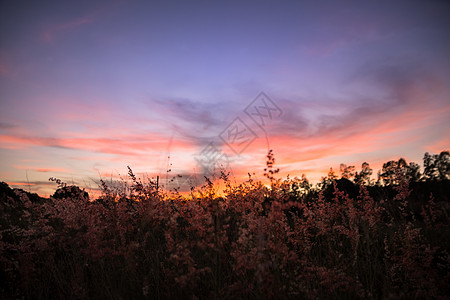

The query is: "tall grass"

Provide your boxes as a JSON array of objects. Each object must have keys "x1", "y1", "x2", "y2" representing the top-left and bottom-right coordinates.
[{"x1": 0, "y1": 166, "x2": 449, "y2": 299}]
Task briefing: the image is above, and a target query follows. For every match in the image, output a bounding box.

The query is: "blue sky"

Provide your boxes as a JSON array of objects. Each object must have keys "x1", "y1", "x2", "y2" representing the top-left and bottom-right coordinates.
[{"x1": 1, "y1": 0, "x2": 449, "y2": 196}]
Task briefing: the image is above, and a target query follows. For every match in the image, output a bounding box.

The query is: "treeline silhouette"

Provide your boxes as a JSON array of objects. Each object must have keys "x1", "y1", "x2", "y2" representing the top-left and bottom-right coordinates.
[
  {"x1": 286, "y1": 151, "x2": 450, "y2": 212},
  {"x1": 0, "y1": 151, "x2": 449, "y2": 299}
]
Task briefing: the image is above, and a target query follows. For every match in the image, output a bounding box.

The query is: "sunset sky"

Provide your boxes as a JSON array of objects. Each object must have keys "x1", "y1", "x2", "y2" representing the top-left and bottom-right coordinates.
[{"x1": 1, "y1": 0, "x2": 449, "y2": 196}]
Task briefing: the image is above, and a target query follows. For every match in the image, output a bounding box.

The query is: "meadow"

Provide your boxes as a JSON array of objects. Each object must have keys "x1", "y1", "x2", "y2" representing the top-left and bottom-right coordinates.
[{"x1": 1, "y1": 151, "x2": 449, "y2": 299}]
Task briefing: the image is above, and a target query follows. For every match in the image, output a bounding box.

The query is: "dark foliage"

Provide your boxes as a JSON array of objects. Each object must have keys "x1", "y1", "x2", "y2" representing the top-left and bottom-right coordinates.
[{"x1": 0, "y1": 151, "x2": 449, "y2": 299}]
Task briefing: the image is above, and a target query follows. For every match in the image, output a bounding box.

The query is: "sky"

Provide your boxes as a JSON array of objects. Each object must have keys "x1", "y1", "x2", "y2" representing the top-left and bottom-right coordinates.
[{"x1": 1, "y1": 0, "x2": 450, "y2": 197}]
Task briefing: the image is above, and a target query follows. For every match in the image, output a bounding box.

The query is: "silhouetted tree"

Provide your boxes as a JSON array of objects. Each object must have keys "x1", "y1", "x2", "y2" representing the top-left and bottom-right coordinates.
[
  {"x1": 354, "y1": 162, "x2": 373, "y2": 185},
  {"x1": 406, "y1": 162, "x2": 421, "y2": 182},
  {"x1": 379, "y1": 158, "x2": 407, "y2": 185},
  {"x1": 379, "y1": 160, "x2": 400, "y2": 185},
  {"x1": 379, "y1": 158, "x2": 423, "y2": 185},
  {"x1": 321, "y1": 167, "x2": 338, "y2": 187},
  {"x1": 53, "y1": 185, "x2": 89, "y2": 201},
  {"x1": 436, "y1": 151, "x2": 450, "y2": 180},
  {"x1": 328, "y1": 167, "x2": 338, "y2": 180},
  {"x1": 300, "y1": 173, "x2": 310, "y2": 192},
  {"x1": 287, "y1": 174, "x2": 311, "y2": 200},
  {"x1": 340, "y1": 164, "x2": 355, "y2": 180},
  {"x1": 423, "y1": 152, "x2": 438, "y2": 180},
  {"x1": 423, "y1": 151, "x2": 450, "y2": 181}
]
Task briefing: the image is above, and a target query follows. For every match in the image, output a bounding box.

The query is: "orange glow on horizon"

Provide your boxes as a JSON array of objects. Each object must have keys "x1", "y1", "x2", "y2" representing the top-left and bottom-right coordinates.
[{"x1": 7, "y1": 182, "x2": 36, "y2": 186}]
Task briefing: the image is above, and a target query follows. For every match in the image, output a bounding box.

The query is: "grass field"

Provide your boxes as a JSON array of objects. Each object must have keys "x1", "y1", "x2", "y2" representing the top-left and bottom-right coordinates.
[{"x1": 1, "y1": 159, "x2": 449, "y2": 299}]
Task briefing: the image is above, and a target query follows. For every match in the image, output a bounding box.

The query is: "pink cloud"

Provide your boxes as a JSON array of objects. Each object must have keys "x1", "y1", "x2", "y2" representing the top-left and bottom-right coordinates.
[
  {"x1": 42, "y1": 17, "x2": 92, "y2": 43},
  {"x1": 0, "y1": 133, "x2": 195, "y2": 157},
  {"x1": 224, "y1": 83, "x2": 449, "y2": 180},
  {"x1": 426, "y1": 138, "x2": 450, "y2": 154},
  {"x1": 36, "y1": 168, "x2": 71, "y2": 173},
  {"x1": 12, "y1": 165, "x2": 71, "y2": 173}
]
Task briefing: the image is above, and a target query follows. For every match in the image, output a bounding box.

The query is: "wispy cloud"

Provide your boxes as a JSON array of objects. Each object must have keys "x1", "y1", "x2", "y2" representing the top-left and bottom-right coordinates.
[
  {"x1": 0, "y1": 122, "x2": 15, "y2": 130},
  {"x1": 42, "y1": 17, "x2": 92, "y2": 43},
  {"x1": 0, "y1": 133, "x2": 195, "y2": 156},
  {"x1": 426, "y1": 137, "x2": 450, "y2": 153},
  {"x1": 219, "y1": 61, "x2": 450, "y2": 180},
  {"x1": 146, "y1": 97, "x2": 238, "y2": 136},
  {"x1": 12, "y1": 165, "x2": 71, "y2": 173}
]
